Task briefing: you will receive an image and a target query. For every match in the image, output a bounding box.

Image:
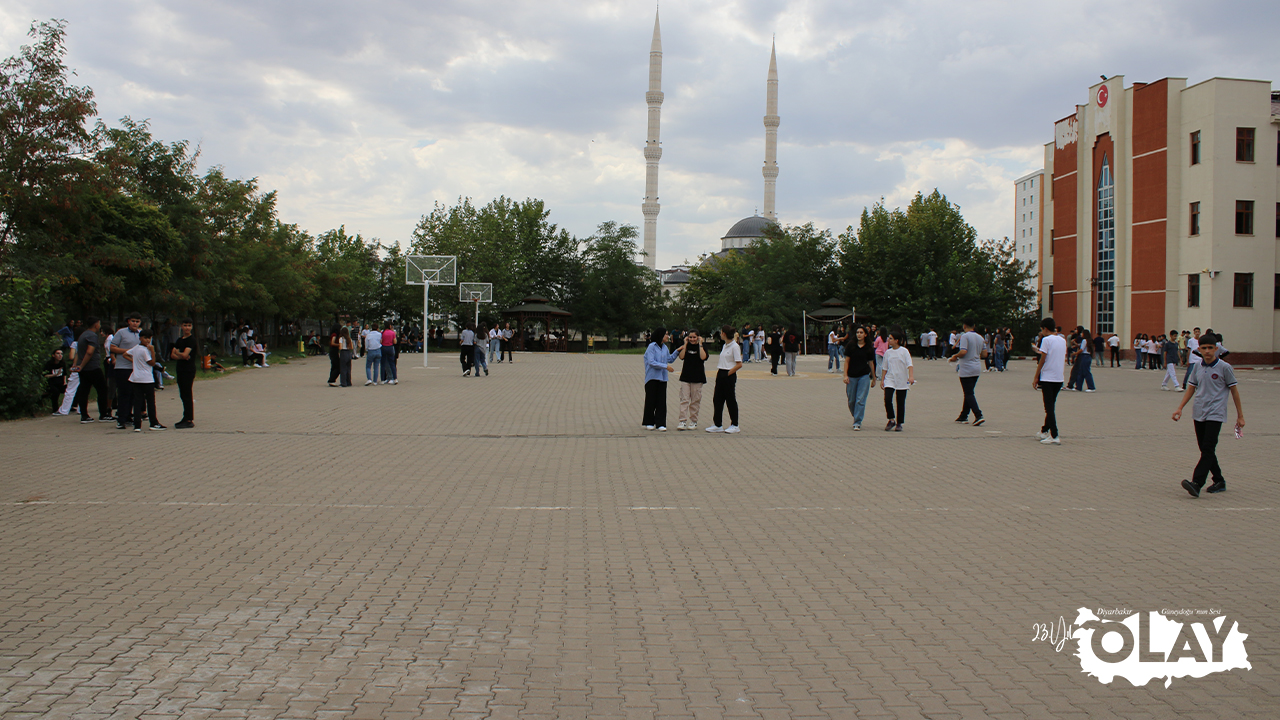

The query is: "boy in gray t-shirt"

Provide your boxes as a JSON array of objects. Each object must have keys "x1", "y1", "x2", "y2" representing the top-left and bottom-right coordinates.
[
  {"x1": 948, "y1": 320, "x2": 988, "y2": 426},
  {"x1": 1172, "y1": 334, "x2": 1244, "y2": 497}
]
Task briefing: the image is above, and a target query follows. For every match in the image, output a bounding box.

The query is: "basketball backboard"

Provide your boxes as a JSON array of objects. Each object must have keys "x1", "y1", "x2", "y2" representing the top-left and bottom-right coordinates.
[{"x1": 406, "y1": 255, "x2": 457, "y2": 286}]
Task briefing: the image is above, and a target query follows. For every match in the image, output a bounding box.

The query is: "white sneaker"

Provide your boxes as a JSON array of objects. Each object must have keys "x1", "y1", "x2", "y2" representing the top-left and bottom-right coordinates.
[
  {"x1": 644, "y1": 425, "x2": 656, "y2": 431},
  {"x1": 724, "y1": 425, "x2": 741, "y2": 434},
  {"x1": 657, "y1": 426, "x2": 667, "y2": 432},
  {"x1": 706, "y1": 426, "x2": 724, "y2": 433},
  {"x1": 686, "y1": 423, "x2": 697, "y2": 431},
  {"x1": 364, "y1": 380, "x2": 373, "y2": 386},
  {"x1": 1173, "y1": 386, "x2": 1182, "y2": 392},
  {"x1": 1084, "y1": 389, "x2": 1095, "y2": 393},
  {"x1": 1034, "y1": 431, "x2": 1048, "y2": 440},
  {"x1": 676, "y1": 421, "x2": 687, "y2": 430},
  {"x1": 392, "y1": 379, "x2": 398, "y2": 385},
  {"x1": 1160, "y1": 385, "x2": 1168, "y2": 391},
  {"x1": 262, "y1": 363, "x2": 270, "y2": 367},
  {"x1": 1040, "y1": 436, "x2": 1061, "y2": 445}
]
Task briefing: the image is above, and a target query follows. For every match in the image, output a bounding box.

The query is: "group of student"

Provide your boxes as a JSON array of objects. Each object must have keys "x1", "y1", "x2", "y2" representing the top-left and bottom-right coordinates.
[
  {"x1": 1033, "y1": 318, "x2": 1244, "y2": 496},
  {"x1": 456, "y1": 323, "x2": 516, "y2": 377},
  {"x1": 325, "y1": 320, "x2": 400, "y2": 387},
  {"x1": 47, "y1": 314, "x2": 199, "y2": 431}
]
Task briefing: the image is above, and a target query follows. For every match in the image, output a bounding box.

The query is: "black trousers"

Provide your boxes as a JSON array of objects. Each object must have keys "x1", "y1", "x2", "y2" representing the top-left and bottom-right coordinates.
[
  {"x1": 884, "y1": 387, "x2": 907, "y2": 423},
  {"x1": 131, "y1": 382, "x2": 157, "y2": 429},
  {"x1": 1192, "y1": 420, "x2": 1224, "y2": 486},
  {"x1": 642, "y1": 379, "x2": 667, "y2": 428},
  {"x1": 177, "y1": 370, "x2": 195, "y2": 423},
  {"x1": 958, "y1": 375, "x2": 982, "y2": 420},
  {"x1": 1039, "y1": 381, "x2": 1062, "y2": 438},
  {"x1": 328, "y1": 352, "x2": 340, "y2": 383},
  {"x1": 241, "y1": 348, "x2": 251, "y2": 366},
  {"x1": 769, "y1": 348, "x2": 779, "y2": 374},
  {"x1": 114, "y1": 368, "x2": 135, "y2": 424},
  {"x1": 1109, "y1": 346, "x2": 1120, "y2": 366},
  {"x1": 460, "y1": 345, "x2": 473, "y2": 372},
  {"x1": 712, "y1": 370, "x2": 738, "y2": 427},
  {"x1": 73, "y1": 368, "x2": 109, "y2": 419},
  {"x1": 502, "y1": 339, "x2": 513, "y2": 362}
]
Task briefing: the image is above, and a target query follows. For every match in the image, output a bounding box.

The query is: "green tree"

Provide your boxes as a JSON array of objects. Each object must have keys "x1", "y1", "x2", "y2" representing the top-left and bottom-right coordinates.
[
  {"x1": 838, "y1": 190, "x2": 1034, "y2": 333},
  {"x1": 682, "y1": 222, "x2": 838, "y2": 331},
  {"x1": 0, "y1": 19, "x2": 97, "y2": 263},
  {"x1": 572, "y1": 221, "x2": 660, "y2": 345},
  {"x1": 0, "y1": 277, "x2": 58, "y2": 418}
]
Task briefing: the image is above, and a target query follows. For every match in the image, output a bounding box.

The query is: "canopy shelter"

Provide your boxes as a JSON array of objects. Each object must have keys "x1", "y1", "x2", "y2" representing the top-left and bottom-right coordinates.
[
  {"x1": 802, "y1": 298, "x2": 854, "y2": 354},
  {"x1": 500, "y1": 296, "x2": 572, "y2": 352}
]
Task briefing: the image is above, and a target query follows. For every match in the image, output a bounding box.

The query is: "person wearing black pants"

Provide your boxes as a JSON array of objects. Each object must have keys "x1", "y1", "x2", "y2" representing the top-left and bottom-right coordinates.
[
  {"x1": 110, "y1": 314, "x2": 143, "y2": 428},
  {"x1": 327, "y1": 325, "x2": 341, "y2": 386},
  {"x1": 949, "y1": 320, "x2": 986, "y2": 426},
  {"x1": 707, "y1": 325, "x2": 743, "y2": 433},
  {"x1": 1173, "y1": 335, "x2": 1243, "y2": 497},
  {"x1": 641, "y1": 327, "x2": 676, "y2": 430},
  {"x1": 171, "y1": 319, "x2": 199, "y2": 428}
]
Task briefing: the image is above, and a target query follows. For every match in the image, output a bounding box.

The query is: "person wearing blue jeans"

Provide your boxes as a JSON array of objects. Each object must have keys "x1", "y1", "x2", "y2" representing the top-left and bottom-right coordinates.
[
  {"x1": 1069, "y1": 329, "x2": 1096, "y2": 391},
  {"x1": 827, "y1": 329, "x2": 841, "y2": 372},
  {"x1": 842, "y1": 326, "x2": 876, "y2": 430},
  {"x1": 364, "y1": 328, "x2": 382, "y2": 386}
]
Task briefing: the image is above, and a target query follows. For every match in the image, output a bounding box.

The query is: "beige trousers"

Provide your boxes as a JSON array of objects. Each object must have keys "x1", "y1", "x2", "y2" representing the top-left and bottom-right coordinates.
[{"x1": 678, "y1": 382, "x2": 703, "y2": 424}]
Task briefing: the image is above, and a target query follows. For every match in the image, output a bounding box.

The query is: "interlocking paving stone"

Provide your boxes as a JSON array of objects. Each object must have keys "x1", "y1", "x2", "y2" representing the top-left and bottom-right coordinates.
[{"x1": 2, "y1": 352, "x2": 1277, "y2": 718}]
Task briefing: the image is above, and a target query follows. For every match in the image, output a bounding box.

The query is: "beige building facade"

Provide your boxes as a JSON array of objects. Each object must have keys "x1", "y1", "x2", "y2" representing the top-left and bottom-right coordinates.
[{"x1": 1040, "y1": 75, "x2": 1280, "y2": 362}]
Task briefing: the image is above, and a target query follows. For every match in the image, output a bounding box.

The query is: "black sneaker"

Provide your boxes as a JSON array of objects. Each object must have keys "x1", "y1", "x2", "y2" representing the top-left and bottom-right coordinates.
[
  {"x1": 116, "y1": 422, "x2": 126, "y2": 430},
  {"x1": 98, "y1": 416, "x2": 114, "y2": 422},
  {"x1": 972, "y1": 417, "x2": 985, "y2": 427},
  {"x1": 885, "y1": 420, "x2": 895, "y2": 431},
  {"x1": 175, "y1": 421, "x2": 194, "y2": 429},
  {"x1": 81, "y1": 418, "x2": 95, "y2": 424},
  {"x1": 150, "y1": 424, "x2": 167, "y2": 431},
  {"x1": 955, "y1": 417, "x2": 969, "y2": 424},
  {"x1": 894, "y1": 423, "x2": 903, "y2": 432},
  {"x1": 1180, "y1": 479, "x2": 1201, "y2": 498},
  {"x1": 1206, "y1": 481, "x2": 1226, "y2": 494}
]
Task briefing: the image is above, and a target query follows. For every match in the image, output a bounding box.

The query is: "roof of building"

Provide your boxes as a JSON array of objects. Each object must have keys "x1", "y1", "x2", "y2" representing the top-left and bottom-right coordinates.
[
  {"x1": 662, "y1": 270, "x2": 690, "y2": 285},
  {"x1": 722, "y1": 215, "x2": 776, "y2": 239}
]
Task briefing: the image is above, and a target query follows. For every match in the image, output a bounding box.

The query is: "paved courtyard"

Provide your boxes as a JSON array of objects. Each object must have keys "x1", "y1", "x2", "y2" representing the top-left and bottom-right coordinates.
[{"x1": 2, "y1": 350, "x2": 1277, "y2": 719}]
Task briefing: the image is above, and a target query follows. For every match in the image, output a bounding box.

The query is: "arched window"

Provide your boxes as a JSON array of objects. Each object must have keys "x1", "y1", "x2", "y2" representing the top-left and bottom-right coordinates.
[{"x1": 1096, "y1": 156, "x2": 1115, "y2": 333}]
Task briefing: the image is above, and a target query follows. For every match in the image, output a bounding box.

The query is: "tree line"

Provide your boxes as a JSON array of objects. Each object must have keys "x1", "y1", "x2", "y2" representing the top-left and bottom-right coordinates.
[{"x1": 0, "y1": 19, "x2": 1035, "y2": 418}]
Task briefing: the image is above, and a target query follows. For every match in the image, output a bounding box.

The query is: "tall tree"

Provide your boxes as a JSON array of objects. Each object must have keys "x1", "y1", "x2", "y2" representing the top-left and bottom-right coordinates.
[
  {"x1": 838, "y1": 190, "x2": 1035, "y2": 332},
  {"x1": 572, "y1": 221, "x2": 660, "y2": 344},
  {"x1": 0, "y1": 19, "x2": 97, "y2": 263}
]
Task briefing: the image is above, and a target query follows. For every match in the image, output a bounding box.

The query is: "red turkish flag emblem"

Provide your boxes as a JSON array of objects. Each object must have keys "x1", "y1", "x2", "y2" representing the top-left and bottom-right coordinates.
[{"x1": 1097, "y1": 85, "x2": 1109, "y2": 107}]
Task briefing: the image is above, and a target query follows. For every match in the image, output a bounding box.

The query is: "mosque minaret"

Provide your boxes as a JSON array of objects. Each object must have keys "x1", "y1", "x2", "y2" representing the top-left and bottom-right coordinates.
[
  {"x1": 762, "y1": 40, "x2": 780, "y2": 222},
  {"x1": 640, "y1": 9, "x2": 663, "y2": 269}
]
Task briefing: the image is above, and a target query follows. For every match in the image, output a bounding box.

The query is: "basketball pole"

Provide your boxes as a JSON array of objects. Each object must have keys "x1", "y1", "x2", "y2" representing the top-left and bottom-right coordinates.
[{"x1": 423, "y1": 282, "x2": 430, "y2": 368}]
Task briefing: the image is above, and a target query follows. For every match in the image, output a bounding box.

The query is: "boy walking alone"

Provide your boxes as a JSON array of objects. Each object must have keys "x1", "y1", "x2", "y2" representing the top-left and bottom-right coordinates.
[{"x1": 1172, "y1": 333, "x2": 1243, "y2": 497}]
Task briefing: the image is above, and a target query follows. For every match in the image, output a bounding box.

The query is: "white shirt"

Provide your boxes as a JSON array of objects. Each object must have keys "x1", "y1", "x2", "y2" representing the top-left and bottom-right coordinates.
[
  {"x1": 364, "y1": 330, "x2": 382, "y2": 350},
  {"x1": 1187, "y1": 337, "x2": 1201, "y2": 363},
  {"x1": 882, "y1": 347, "x2": 913, "y2": 390},
  {"x1": 948, "y1": 332, "x2": 957, "y2": 347},
  {"x1": 127, "y1": 345, "x2": 153, "y2": 384},
  {"x1": 489, "y1": 328, "x2": 499, "y2": 340},
  {"x1": 1107, "y1": 335, "x2": 1119, "y2": 348},
  {"x1": 927, "y1": 331, "x2": 937, "y2": 347},
  {"x1": 1036, "y1": 334, "x2": 1067, "y2": 383},
  {"x1": 828, "y1": 331, "x2": 838, "y2": 344},
  {"x1": 718, "y1": 340, "x2": 743, "y2": 370}
]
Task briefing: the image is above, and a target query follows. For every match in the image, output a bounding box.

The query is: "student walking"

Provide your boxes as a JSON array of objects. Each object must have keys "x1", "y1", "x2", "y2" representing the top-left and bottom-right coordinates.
[
  {"x1": 842, "y1": 325, "x2": 876, "y2": 431},
  {"x1": 641, "y1": 327, "x2": 678, "y2": 431},
  {"x1": 170, "y1": 319, "x2": 198, "y2": 428},
  {"x1": 327, "y1": 324, "x2": 341, "y2": 386},
  {"x1": 127, "y1": 329, "x2": 165, "y2": 431},
  {"x1": 1032, "y1": 318, "x2": 1066, "y2": 444},
  {"x1": 56, "y1": 339, "x2": 81, "y2": 415},
  {"x1": 706, "y1": 325, "x2": 743, "y2": 433},
  {"x1": 1172, "y1": 334, "x2": 1244, "y2": 497},
  {"x1": 881, "y1": 330, "x2": 913, "y2": 431},
  {"x1": 1160, "y1": 332, "x2": 1182, "y2": 392},
  {"x1": 459, "y1": 324, "x2": 476, "y2": 376},
  {"x1": 826, "y1": 328, "x2": 841, "y2": 372},
  {"x1": 676, "y1": 330, "x2": 708, "y2": 430},
  {"x1": 474, "y1": 324, "x2": 489, "y2": 377},
  {"x1": 766, "y1": 326, "x2": 781, "y2": 375},
  {"x1": 948, "y1": 319, "x2": 987, "y2": 426}
]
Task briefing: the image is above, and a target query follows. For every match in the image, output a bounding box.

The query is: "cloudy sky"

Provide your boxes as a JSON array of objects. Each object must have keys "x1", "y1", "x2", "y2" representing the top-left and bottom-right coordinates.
[{"x1": 3, "y1": 1, "x2": 1277, "y2": 268}]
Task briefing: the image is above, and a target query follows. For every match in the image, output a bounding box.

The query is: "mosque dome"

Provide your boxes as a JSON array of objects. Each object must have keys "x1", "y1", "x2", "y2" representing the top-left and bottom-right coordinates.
[{"x1": 721, "y1": 215, "x2": 776, "y2": 250}]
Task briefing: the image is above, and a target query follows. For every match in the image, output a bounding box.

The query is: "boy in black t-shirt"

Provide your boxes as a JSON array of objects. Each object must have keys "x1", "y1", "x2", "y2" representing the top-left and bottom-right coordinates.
[
  {"x1": 170, "y1": 319, "x2": 199, "y2": 428},
  {"x1": 44, "y1": 348, "x2": 67, "y2": 413}
]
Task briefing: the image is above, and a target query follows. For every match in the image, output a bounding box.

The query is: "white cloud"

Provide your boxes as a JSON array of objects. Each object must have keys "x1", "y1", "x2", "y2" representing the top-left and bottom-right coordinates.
[{"x1": 4, "y1": 0, "x2": 1277, "y2": 268}]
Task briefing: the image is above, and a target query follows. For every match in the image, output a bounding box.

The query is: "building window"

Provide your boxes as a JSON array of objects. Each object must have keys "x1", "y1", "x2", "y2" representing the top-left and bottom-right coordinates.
[
  {"x1": 1031, "y1": 194, "x2": 1035, "y2": 203},
  {"x1": 1236, "y1": 127, "x2": 1254, "y2": 162},
  {"x1": 1233, "y1": 273, "x2": 1253, "y2": 308},
  {"x1": 1188, "y1": 274, "x2": 1200, "y2": 307},
  {"x1": 1275, "y1": 274, "x2": 1280, "y2": 310},
  {"x1": 1049, "y1": 284, "x2": 1054, "y2": 311},
  {"x1": 1190, "y1": 131, "x2": 1201, "y2": 165},
  {"x1": 1095, "y1": 155, "x2": 1116, "y2": 334},
  {"x1": 1276, "y1": 202, "x2": 1279, "y2": 238},
  {"x1": 1030, "y1": 242, "x2": 1034, "y2": 253},
  {"x1": 1031, "y1": 178, "x2": 1035, "y2": 188},
  {"x1": 1030, "y1": 211, "x2": 1034, "y2": 220},
  {"x1": 1189, "y1": 202, "x2": 1200, "y2": 236},
  {"x1": 1236, "y1": 200, "x2": 1254, "y2": 235}
]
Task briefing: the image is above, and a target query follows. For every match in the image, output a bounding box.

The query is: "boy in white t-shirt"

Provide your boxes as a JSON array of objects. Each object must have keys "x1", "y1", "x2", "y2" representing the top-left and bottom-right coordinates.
[
  {"x1": 1032, "y1": 317, "x2": 1067, "y2": 444},
  {"x1": 127, "y1": 329, "x2": 165, "y2": 431},
  {"x1": 881, "y1": 330, "x2": 914, "y2": 431}
]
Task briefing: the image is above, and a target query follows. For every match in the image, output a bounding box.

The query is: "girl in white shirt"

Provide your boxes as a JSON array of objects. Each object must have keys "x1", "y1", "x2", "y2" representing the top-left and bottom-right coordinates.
[
  {"x1": 706, "y1": 325, "x2": 744, "y2": 433},
  {"x1": 881, "y1": 330, "x2": 914, "y2": 432}
]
